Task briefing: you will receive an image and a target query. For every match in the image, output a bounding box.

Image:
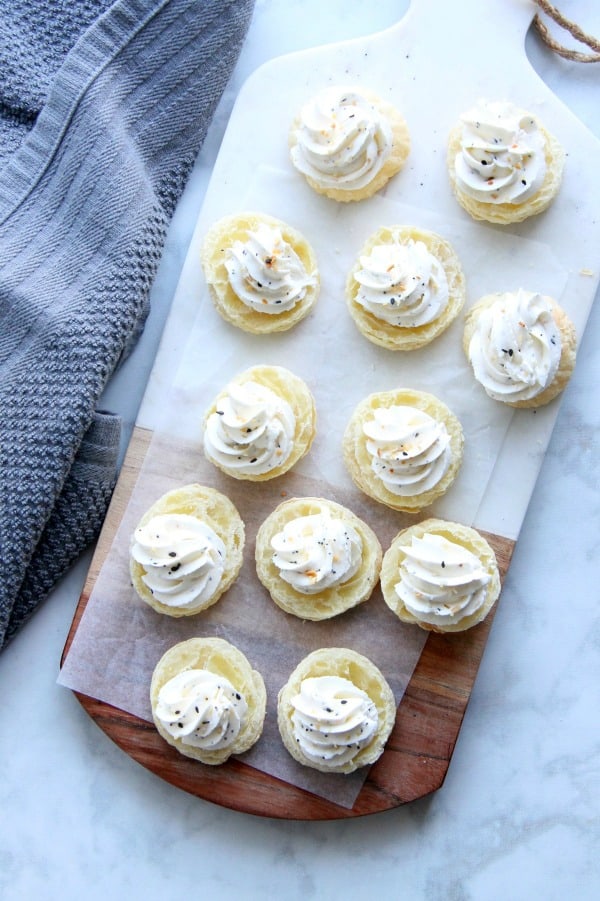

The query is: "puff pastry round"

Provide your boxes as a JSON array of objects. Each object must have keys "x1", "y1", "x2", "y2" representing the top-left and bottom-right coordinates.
[
  {"x1": 381, "y1": 518, "x2": 500, "y2": 633},
  {"x1": 150, "y1": 637, "x2": 266, "y2": 765},
  {"x1": 200, "y1": 212, "x2": 319, "y2": 333},
  {"x1": 346, "y1": 225, "x2": 466, "y2": 350},
  {"x1": 129, "y1": 484, "x2": 244, "y2": 617},
  {"x1": 343, "y1": 388, "x2": 464, "y2": 513},
  {"x1": 289, "y1": 85, "x2": 410, "y2": 203},
  {"x1": 447, "y1": 99, "x2": 564, "y2": 225},
  {"x1": 277, "y1": 647, "x2": 396, "y2": 774},
  {"x1": 202, "y1": 365, "x2": 316, "y2": 481},
  {"x1": 462, "y1": 289, "x2": 577, "y2": 408},
  {"x1": 255, "y1": 496, "x2": 382, "y2": 620}
]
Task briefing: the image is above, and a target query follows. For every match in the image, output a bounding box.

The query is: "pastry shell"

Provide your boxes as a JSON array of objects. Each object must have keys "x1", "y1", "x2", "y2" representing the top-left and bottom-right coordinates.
[
  {"x1": 200, "y1": 211, "x2": 319, "y2": 334},
  {"x1": 346, "y1": 224, "x2": 466, "y2": 350},
  {"x1": 150, "y1": 637, "x2": 266, "y2": 765},
  {"x1": 289, "y1": 87, "x2": 410, "y2": 203},
  {"x1": 277, "y1": 647, "x2": 396, "y2": 774},
  {"x1": 202, "y1": 364, "x2": 317, "y2": 481},
  {"x1": 255, "y1": 496, "x2": 382, "y2": 620},
  {"x1": 130, "y1": 483, "x2": 244, "y2": 617},
  {"x1": 462, "y1": 293, "x2": 577, "y2": 408},
  {"x1": 380, "y1": 517, "x2": 501, "y2": 633},
  {"x1": 342, "y1": 388, "x2": 464, "y2": 513},
  {"x1": 447, "y1": 114, "x2": 564, "y2": 225}
]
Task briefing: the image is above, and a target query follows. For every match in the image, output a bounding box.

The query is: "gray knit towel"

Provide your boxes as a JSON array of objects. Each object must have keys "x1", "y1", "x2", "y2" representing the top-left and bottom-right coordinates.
[{"x1": 0, "y1": 0, "x2": 255, "y2": 650}]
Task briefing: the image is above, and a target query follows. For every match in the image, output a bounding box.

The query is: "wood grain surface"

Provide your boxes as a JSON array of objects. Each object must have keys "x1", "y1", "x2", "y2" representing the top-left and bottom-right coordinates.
[{"x1": 61, "y1": 426, "x2": 515, "y2": 820}]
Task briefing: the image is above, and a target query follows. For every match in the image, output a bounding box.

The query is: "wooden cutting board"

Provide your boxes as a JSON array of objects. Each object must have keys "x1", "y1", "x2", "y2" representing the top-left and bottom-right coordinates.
[
  {"x1": 61, "y1": 425, "x2": 515, "y2": 818},
  {"x1": 61, "y1": 0, "x2": 600, "y2": 819}
]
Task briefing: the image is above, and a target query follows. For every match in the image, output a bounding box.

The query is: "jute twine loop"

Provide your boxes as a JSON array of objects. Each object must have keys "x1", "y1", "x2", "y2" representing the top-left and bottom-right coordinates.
[{"x1": 533, "y1": 0, "x2": 600, "y2": 62}]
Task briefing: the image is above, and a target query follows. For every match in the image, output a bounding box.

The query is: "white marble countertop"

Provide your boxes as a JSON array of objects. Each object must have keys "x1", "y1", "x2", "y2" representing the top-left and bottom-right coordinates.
[{"x1": 1, "y1": 1, "x2": 599, "y2": 898}]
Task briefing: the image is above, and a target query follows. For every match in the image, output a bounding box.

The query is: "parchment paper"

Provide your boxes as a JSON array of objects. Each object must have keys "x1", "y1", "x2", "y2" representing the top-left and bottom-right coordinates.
[{"x1": 59, "y1": 169, "x2": 568, "y2": 808}]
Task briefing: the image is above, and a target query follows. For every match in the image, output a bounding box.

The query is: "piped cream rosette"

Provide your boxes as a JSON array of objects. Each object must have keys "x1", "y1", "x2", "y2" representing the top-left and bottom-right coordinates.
[
  {"x1": 202, "y1": 365, "x2": 316, "y2": 481},
  {"x1": 277, "y1": 648, "x2": 396, "y2": 774},
  {"x1": 129, "y1": 484, "x2": 244, "y2": 617},
  {"x1": 346, "y1": 225, "x2": 466, "y2": 350},
  {"x1": 463, "y1": 289, "x2": 577, "y2": 408},
  {"x1": 200, "y1": 212, "x2": 319, "y2": 333},
  {"x1": 381, "y1": 518, "x2": 500, "y2": 633},
  {"x1": 447, "y1": 98, "x2": 564, "y2": 225},
  {"x1": 289, "y1": 85, "x2": 410, "y2": 202},
  {"x1": 255, "y1": 497, "x2": 382, "y2": 621},
  {"x1": 150, "y1": 637, "x2": 266, "y2": 765},
  {"x1": 343, "y1": 389, "x2": 464, "y2": 513}
]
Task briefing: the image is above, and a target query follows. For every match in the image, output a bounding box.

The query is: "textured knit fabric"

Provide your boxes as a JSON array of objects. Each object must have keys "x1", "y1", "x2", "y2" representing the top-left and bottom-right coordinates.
[
  {"x1": 0, "y1": 0, "x2": 255, "y2": 650},
  {"x1": 0, "y1": 1, "x2": 115, "y2": 165}
]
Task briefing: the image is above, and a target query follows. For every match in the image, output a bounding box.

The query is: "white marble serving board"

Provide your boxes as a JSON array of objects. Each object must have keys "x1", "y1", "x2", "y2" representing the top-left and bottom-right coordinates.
[{"x1": 138, "y1": 0, "x2": 600, "y2": 542}]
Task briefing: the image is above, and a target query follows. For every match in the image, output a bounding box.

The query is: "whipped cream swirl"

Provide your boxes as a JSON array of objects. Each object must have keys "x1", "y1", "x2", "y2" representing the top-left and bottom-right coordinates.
[
  {"x1": 225, "y1": 222, "x2": 315, "y2": 314},
  {"x1": 271, "y1": 510, "x2": 362, "y2": 594},
  {"x1": 354, "y1": 239, "x2": 449, "y2": 327},
  {"x1": 454, "y1": 99, "x2": 546, "y2": 205},
  {"x1": 363, "y1": 405, "x2": 451, "y2": 496},
  {"x1": 204, "y1": 380, "x2": 295, "y2": 476},
  {"x1": 396, "y1": 532, "x2": 491, "y2": 628},
  {"x1": 155, "y1": 669, "x2": 247, "y2": 750},
  {"x1": 291, "y1": 676, "x2": 378, "y2": 768},
  {"x1": 468, "y1": 289, "x2": 561, "y2": 403},
  {"x1": 131, "y1": 513, "x2": 225, "y2": 610},
  {"x1": 290, "y1": 86, "x2": 392, "y2": 191}
]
